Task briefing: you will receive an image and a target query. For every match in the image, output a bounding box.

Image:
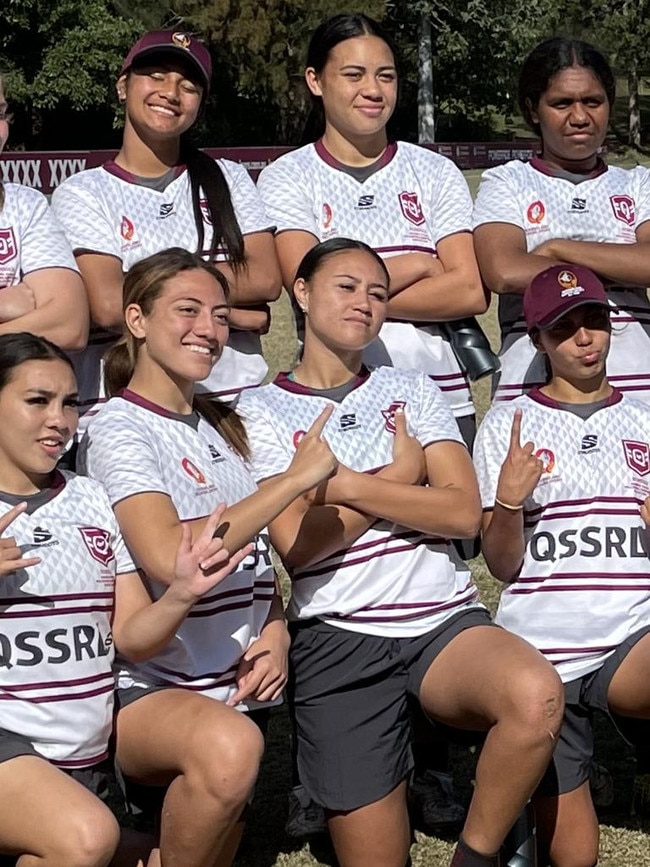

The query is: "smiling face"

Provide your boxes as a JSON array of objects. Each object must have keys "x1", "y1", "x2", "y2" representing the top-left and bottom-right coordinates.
[
  {"x1": 530, "y1": 65, "x2": 610, "y2": 171},
  {"x1": 306, "y1": 34, "x2": 397, "y2": 145},
  {"x1": 294, "y1": 248, "x2": 389, "y2": 354},
  {"x1": 0, "y1": 78, "x2": 9, "y2": 154},
  {"x1": 118, "y1": 56, "x2": 203, "y2": 143},
  {"x1": 535, "y1": 304, "x2": 611, "y2": 388},
  {"x1": 126, "y1": 267, "x2": 230, "y2": 388},
  {"x1": 0, "y1": 359, "x2": 78, "y2": 493}
]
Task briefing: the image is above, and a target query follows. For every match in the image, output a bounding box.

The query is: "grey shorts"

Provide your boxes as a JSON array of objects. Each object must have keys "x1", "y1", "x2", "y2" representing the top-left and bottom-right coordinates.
[
  {"x1": 0, "y1": 727, "x2": 113, "y2": 802},
  {"x1": 289, "y1": 607, "x2": 494, "y2": 812},
  {"x1": 537, "y1": 626, "x2": 650, "y2": 797}
]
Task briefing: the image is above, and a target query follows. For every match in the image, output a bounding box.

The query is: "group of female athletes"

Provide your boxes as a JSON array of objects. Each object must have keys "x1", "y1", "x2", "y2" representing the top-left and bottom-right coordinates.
[{"x1": 1, "y1": 10, "x2": 650, "y2": 867}]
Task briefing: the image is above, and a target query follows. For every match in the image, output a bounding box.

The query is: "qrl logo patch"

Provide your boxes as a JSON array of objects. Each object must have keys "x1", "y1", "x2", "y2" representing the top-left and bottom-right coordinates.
[
  {"x1": 398, "y1": 192, "x2": 425, "y2": 226},
  {"x1": 381, "y1": 401, "x2": 406, "y2": 434},
  {"x1": 610, "y1": 195, "x2": 635, "y2": 226},
  {"x1": 0, "y1": 228, "x2": 17, "y2": 264},
  {"x1": 78, "y1": 527, "x2": 115, "y2": 567},
  {"x1": 623, "y1": 439, "x2": 650, "y2": 476}
]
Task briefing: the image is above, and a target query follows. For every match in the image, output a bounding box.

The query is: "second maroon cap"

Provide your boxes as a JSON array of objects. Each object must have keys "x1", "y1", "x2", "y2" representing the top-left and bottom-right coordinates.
[
  {"x1": 120, "y1": 30, "x2": 212, "y2": 93},
  {"x1": 523, "y1": 265, "x2": 610, "y2": 332}
]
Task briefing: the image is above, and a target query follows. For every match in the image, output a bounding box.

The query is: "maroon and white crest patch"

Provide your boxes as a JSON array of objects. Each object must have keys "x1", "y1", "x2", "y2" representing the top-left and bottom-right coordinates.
[
  {"x1": 200, "y1": 198, "x2": 212, "y2": 225},
  {"x1": 623, "y1": 439, "x2": 650, "y2": 476},
  {"x1": 0, "y1": 228, "x2": 17, "y2": 265},
  {"x1": 610, "y1": 195, "x2": 635, "y2": 226},
  {"x1": 381, "y1": 401, "x2": 406, "y2": 434},
  {"x1": 398, "y1": 192, "x2": 425, "y2": 226},
  {"x1": 78, "y1": 527, "x2": 115, "y2": 566}
]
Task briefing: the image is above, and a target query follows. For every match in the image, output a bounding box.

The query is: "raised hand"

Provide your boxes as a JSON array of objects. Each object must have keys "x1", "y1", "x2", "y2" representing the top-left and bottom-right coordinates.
[
  {"x1": 0, "y1": 503, "x2": 41, "y2": 576},
  {"x1": 289, "y1": 404, "x2": 339, "y2": 489},
  {"x1": 495, "y1": 409, "x2": 543, "y2": 509},
  {"x1": 385, "y1": 406, "x2": 426, "y2": 485},
  {"x1": 171, "y1": 503, "x2": 253, "y2": 602}
]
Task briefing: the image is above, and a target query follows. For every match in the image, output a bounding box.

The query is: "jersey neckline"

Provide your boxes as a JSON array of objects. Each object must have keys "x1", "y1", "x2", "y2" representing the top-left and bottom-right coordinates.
[
  {"x1": 102, "y1": 160, "x2": 187, "y2": 188},
  {"x1": 314, "y1": 139, "x2": 398, "y2": 174},
  {"x1": 0, "y1": 469, "x2": 67, "y2": 513},
  {"x1": 273, "y1": 365, "x2": 372, "y2": 397},
  {"x1": 529, "y1": 155, "x2": 608, "y2": 181},
  {"x1": 118, "y1": 388, "x2": 198, "y2": 422},
  {"x1": 527, "y1": 384, "x2": 623, "y2": 411}
]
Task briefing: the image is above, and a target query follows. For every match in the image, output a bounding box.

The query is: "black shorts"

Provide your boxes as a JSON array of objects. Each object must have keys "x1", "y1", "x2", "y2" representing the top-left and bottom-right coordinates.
[
  {"x1": 0, "y1": 727, "x2": 114, "y2": 802},
  {"x1": 289, "y1": 607, "x2": 494, "y2": 812},
  {"x1": 114, "y1": 687, "x2": 270, "y2": 818},
  {"x1": 537, "y1": 626, "x2": 650, "y2": 797}
]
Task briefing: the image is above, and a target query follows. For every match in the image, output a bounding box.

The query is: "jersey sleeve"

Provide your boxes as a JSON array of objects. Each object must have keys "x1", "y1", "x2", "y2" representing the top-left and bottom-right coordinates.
[
  {"x1": 218, "y1": 160, "x2": 274, "y2": 236},
  {"x1": 473, "y1": 405, "x2": 514, "y2": 509},
  {"x1": 15, "y1": 187, "x2": 79, "y2": 276},
  {"x1": 472, "y1": 164, "x2": 525, "y2": 231},
  {"x1": 412, "y1": 373, "x2": 465, "y2": 449},
  {"x1": 424, "y1": 155, "x2": 473, "y2": 242},
  {"x1": 634, "y1": 166, "x2": 650, "y2": 229},
  {"x1": 51, "y1": 176, "x2": 121, "y2": 258},
  {"x1": 81, "y1": 414, "x2": 170, "y2": 506},
  {"x1": 238, "y1": 392, "x2": 294, "y2": 483},
  {"x1": 256, "y1": 156, "x2": 319, "y2": 237}
]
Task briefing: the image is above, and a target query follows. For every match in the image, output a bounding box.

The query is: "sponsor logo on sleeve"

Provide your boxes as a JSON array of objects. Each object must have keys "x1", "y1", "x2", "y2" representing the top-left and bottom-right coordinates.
[
  {"x1": 398, "y1": 192, "x2": 425, "y2": 226},
  {"x1": 610, "y1": 194, "x2": 635, "y2": 226},
  {"x1": 623, "y1": 439, "x2": 650, "y2": 476},
  {"x1": 78, "y1": 527, "x2": 115, "y2": 566}
]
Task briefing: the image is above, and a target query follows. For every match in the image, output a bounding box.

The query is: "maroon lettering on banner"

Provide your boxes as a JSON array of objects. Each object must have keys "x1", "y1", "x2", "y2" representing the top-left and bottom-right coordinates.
[{"x1": 0, "y1": 142, "x2": 609, "y2": 195}]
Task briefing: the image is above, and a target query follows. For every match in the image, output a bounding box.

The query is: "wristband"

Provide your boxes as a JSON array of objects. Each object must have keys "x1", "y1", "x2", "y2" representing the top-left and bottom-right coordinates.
[{"x1": 495, "y1": 497, "x2": 524, "y2": 512}]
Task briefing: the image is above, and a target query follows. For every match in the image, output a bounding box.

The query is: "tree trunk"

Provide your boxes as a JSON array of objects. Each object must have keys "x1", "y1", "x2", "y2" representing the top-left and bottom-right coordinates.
[
  {"x1": 418, "y1": 14, "x2": 435, "y2": 143},
  {"x1": 629, "y1": 65, "x2": 641, "y2": 149}
]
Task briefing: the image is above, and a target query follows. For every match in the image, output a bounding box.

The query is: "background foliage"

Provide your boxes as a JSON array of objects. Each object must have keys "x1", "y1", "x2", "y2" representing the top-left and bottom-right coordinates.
[{"x1": 0, "y1": 0, "x2": 648, "y2": 149}]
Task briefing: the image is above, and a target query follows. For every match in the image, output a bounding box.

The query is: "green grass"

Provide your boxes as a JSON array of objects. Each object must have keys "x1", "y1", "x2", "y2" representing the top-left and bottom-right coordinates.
[{"x1": 239, "y1": 165, "x2": 650, "y2": 866}]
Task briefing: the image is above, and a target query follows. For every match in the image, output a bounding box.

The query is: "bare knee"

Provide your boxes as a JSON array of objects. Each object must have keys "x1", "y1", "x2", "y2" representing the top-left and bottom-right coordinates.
[
  {"x1": 49, "y1": 806, "x2": 120, "y2": 867},
  {"x1": 186, "y1": 713, "x2": 264, "y2": 809},
  {"x1": 506, "y1": 666, "x2": 564, "y2": 741}
]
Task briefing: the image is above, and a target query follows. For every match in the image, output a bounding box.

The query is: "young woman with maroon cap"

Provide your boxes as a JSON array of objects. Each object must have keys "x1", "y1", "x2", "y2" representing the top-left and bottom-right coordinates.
[{"x1": 475, "y1": 263, "x2": 650, "y2": 865}]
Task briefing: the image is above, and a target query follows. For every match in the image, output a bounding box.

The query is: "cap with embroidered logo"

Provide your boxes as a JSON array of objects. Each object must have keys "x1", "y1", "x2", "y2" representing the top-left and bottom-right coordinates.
[
  {"x1": 120, "y1": 30, "x2": 212, "y2": 94},
  {"x1": 524, "y1": 265, "x2": 609, "y2": 332}
]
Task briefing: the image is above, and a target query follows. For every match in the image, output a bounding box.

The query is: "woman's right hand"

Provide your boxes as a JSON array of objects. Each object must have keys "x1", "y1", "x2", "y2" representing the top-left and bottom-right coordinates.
[
  {"x1": 0, "y1": 503, "x2": 41, "y2": 576},
  {"x1": 288, "y1": 404, "x2": 338, "y2": 490},
  {"x1": 382, "y1": 406, "x2": 426, "y2": 485},
  {"x1": 495, "y1": 409, "x2": 543, "y2": 509}
]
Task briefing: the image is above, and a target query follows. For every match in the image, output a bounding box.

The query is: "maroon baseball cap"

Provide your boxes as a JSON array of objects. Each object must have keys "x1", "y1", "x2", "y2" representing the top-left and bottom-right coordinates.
[
  {"x1": 120, "y1": 30, "x2": 212, "y2": 94},
  {"x1": 523, "y1": 265, "x2": 609, "y2": 332}
]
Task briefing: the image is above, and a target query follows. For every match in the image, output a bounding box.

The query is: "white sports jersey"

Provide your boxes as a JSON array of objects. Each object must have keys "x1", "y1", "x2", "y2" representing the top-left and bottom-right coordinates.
[
  {"x1": 474, "y1": 388, "x2": 650, "y2": 682},
  {"x1": 0, "y1": 471, "x2": 134, "y2": 767},
  {"x1": 0, "y1": 183, "x2": 78, "y2": 288},
  {"x1": 79, "y1": 391, "x2": 276, "y2": 709},
  {"x1": 239, "y1": 366, "x2": 481, "y2": 637},
  {"x1": 51, "y1": 160, "x2": 274, "y2": 425},
  {"x1": 257, "y1": 141, "x2": 474, "y2": 417},
  {"x1": 473, "y1": 159, "x2": 650, "y2": 403}
]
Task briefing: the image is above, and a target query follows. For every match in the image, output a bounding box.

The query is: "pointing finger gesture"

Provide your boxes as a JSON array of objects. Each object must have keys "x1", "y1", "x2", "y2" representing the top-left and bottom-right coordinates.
[{"x1": 495, "y1": 409, "x2": 543, "y2": 510}]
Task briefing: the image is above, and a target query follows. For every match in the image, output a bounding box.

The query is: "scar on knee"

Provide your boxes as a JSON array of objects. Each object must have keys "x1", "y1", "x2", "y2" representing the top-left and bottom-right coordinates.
[{"x1": 543, "y1": 695, "x2": 560, "y2": 720}]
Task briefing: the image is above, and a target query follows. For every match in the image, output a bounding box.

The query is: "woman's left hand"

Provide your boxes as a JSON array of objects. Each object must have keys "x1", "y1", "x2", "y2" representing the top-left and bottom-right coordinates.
[{"x1": 227, "y1": 620, "x2": 290, "y2": 706}]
